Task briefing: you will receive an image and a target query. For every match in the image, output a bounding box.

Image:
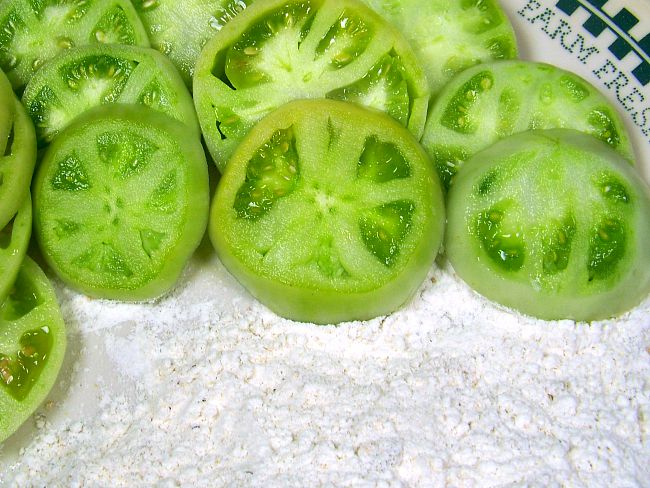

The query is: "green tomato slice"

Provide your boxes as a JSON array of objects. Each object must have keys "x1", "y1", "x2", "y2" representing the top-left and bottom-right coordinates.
[
  {"x1": 22, "y1": 44, "x2": 200, "y2": 146},
  {"x1": 422, "y1": 60, "x2": 636, "y2": 191},
  {"x1": 194, "y1": 0, "x2": 430, "y2": 171},
  {"x1": 360, "y1": 0, "x2": 517, "y2": 96},
  {"x1": 210, "y1": 99, "x2": 445, "y2": 324},
  {"x1": 33, "y1": 104, "x2": 210, "y2": 301},
  {"x1": 0, "y1": 194, "x2": 31, "y2": 304},
  {"x1": 0, "y1": 256, "x2": 67, "y2": 444},
  {"x1": 446, "y1": 129, "x2": 650, "y2": 321},
  {"x1": 0, "y1": 0, "x2": 150, "y2": 91},
  {"x1": 132, "y1": 0, "x2": 254, "y2": 86},
  {"x1": 0, "y1": 78, "x2": 37, "y2": 231}
]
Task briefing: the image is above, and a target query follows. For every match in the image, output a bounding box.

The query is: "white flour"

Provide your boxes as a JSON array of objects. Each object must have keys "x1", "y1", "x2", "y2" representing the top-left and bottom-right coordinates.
[{"x1": 1, "y1": 249, "x2": 648, "y2": 487}]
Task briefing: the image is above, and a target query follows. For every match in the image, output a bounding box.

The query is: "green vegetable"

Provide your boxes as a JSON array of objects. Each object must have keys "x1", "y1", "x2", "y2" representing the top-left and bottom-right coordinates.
[
  {"x1": 0, "y1": 256, "x2": 67, "y2": 444},
  {"x1": 22, "y1": 44, "x2": 200, "y2": 146},
  {"x1": 0, "y1": 195, "x2": 31, "y2": 303},
  {"x1": 0, "y1": 69, "x2": 37, "y2": 231},
  {"x1": 0, "y1": 0, "x2": 150, "y2": 91},
  {"x1": 361, "y1": 0, "x2": 517, "y2": 95},
  {"x1": 211, "y1": 99, "x2": 445, "y2": 324},
  {"x1": 132, "y1": 0, "x2": 254, "y2": 85},
  {"x1": 422, "y1": 60, "x2": 635, "y2": 191},
  {"x1": 445, "y1": 129, "x2": 650, "y2": 321},
  {"x1": 33, "y1": 104, "x2": 210, "y2": 301},
  {"x1": 193, "y1": 0, "x2": 429, "y2": 171}
]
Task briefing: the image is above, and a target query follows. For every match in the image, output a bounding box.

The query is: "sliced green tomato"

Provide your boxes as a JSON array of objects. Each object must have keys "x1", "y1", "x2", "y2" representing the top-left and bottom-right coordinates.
[
  {"x1": 0, "y1": 194, "x2": 31, "y2": 303},
  {"x1": 360, "y1": 0, "x2": 517, "y2": 95},
  {"x1": 33, "y1": 104, "x2": 209, "y2": 301},
  {"x1": 0, "y1": 256, "x2": 66, "y2": 444},
  {"x1": 446, "y1": 129, "x2": 650, "y2": 321},
  {"x1": 132, "y1": 0, "x2": 254, "y2": 86},
  {"x1": 22, "y1": 44, "x2": 199, "y2": 146},
  {"x1": 0, "y1": 89, "x2": 37, "y2": 231},
  {"x1": 422, "y1": 61, "x2": 636, "y2": 191},
  {"x1": 193, "y1": 0, "x2": 429, "y2": 171},
  {"x1": 0, "y1": 0, "x2": 150, "y2": 91},
  {"x1": 210, "y1": 99, "x2": 445, "y2": 324}
]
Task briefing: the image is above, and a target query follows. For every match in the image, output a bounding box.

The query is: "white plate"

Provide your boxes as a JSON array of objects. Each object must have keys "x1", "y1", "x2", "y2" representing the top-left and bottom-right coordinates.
[{"x1": 2, "y1": 1, "x2": 649, "y2": 486}]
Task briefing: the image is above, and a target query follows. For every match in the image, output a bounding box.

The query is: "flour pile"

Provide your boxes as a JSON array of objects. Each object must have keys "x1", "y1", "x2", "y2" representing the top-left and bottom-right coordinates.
[{"x1": 1, "y1": 253, "x2": 649, "y2": 486}]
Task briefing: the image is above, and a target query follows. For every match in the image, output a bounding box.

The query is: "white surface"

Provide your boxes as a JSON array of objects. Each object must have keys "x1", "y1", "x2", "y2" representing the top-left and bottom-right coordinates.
[{"x1": 1, "y1": 0, "x2": 649, "y2": 486}]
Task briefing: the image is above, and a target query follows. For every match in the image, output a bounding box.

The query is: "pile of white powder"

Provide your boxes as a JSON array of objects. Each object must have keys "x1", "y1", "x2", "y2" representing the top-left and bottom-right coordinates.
[{"x1": 1, "y1": 247, "x2": 649, "y2": 486}]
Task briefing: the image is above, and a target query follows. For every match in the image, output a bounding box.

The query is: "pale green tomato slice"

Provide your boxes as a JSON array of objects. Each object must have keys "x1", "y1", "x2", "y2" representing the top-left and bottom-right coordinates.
[
  {"x1": 132, "y1": 0, "x2": 254, "y2": 86},
  {"x1": 211, "y1": 99, "x2": 445, "y2": 324},
  {"x1": 0, "y1": 256, "x2": 67, "y2": 444},
  {"x1": 33, "y1": 104, "x2": 210, "y2": 301},
  {"x1": 22, "y1": 44, "x2": 199, "y2": 146},
  {"x1": 0, "y1": 194, "x2": 31, "y2": 304},
  {"x1": 422, "y1": 60, "x2": 636, "y2": 191},
  {"x1": 194, "y1": 0, "x2": 430, "y2": 171},
  {"x1": 0, "y1": 78, "x2": 37, "y2": 231},
  {"x1": 361, "y1": 0, "x2": 518, "y2": 95},
  {"x1": 0, "y1": 0, "x2": 150, "y2": 91},
  {"x1": 446, "y1": 129, "x2": 650, "y2": 321}
]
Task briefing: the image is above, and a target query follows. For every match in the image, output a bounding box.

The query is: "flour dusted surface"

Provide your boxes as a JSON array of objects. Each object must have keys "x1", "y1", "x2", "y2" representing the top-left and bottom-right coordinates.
[{"x1": 1, "y1": 254, "x2": 649, "y2": 487}]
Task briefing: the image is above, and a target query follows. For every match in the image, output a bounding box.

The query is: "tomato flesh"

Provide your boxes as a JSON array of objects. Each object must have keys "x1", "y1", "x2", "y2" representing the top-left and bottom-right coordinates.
[
  {"x1": 0, "y1": 195, "x2": 31, "y2": 304},
  {"x1": 422, "y1": 61, "x2": 635, "y2": 191},
  {"x1": 211, "y1": 99, "x2": 445, "y2": 324},
  {"x1": 360, "y1": 0, "x2": 518, "y2": 95},
  {"x1": 0, "y1": 257, "x2": 66, "y2": 443},
  {"x1": 0, "y1": 70, "x2": 37, "y2": 231},
  {"x1": 0, "y1": 0, "x2": 149, "y2": 91},
  {"x1": 132, "y1": 0, "x2": 253, "y2": 85},
  {"x1": 33, "y1": 105, "x2": 209, "y2": 301},
  {"x1": 194, "y1": 0, "x2": 429, "y2": 171},
  {"x1": 446, "y1": 129, "x2": 650, "y2": 321},
  {"x1": 22, "y1": 44, "x2": 199, "y2": 146}
]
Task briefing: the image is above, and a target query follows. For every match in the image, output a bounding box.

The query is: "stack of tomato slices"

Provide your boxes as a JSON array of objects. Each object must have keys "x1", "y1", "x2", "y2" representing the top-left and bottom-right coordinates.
[{"x1": 0, "y1": 0, "x2": 649, "y2": 444}]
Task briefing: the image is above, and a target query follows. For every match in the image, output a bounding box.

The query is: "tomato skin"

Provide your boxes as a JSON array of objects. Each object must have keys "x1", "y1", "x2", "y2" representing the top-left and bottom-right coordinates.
[
  {"x1": 0, "y1": 257, "x2": 67, "y2": 444},
  {"x1": 32, "y1": 105, "x2": 209, "y2": 301},
  {"x1": 210, "y1": 99, "x2": 445, "y2": 324},
  {"x1": 445, "y1": 129, "x2": 650, "y2": 321}
]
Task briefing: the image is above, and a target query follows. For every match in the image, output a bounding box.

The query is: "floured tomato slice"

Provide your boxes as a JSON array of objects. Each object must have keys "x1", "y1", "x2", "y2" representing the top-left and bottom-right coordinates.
[{"x1": 210, "y1": 99, "x2": 445, "y2": 324}]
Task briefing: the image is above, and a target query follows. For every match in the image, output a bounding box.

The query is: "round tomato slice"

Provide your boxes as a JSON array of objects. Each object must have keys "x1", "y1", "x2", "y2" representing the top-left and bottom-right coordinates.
[
  {"x1": 446, "y1": 129, "x2": 650, "y2": 321},
  {"x1": 132, "y1": 0, "x2": 254, "y2": 86},
  {"x1": 22, "y1": 44, "x2": 199, "y2": 146},
  {"x1": 0, "y1": 256, "x2": 67, "y2": 444},
  {"x1": 422, "y1": 60, "x2": 635, "y2": 191},
  {"x1": 0, "y1": 0, "x2": 150, "y2": 91},
  {"x1": 33, "y1": 104, "x2": 210, "y2": 301},
  {"x1": 0, "y1": 71, "x2": 37, "y2": 231},
  {"x1": 361, "y1": 0, "x2": 517, "y2": 95},
  {"x1": 194, "y1": 0, "x2": 429, "y2": 171},
  {"x1": 211, "y1": 99, "x2": 445, "y2": 324},
  {"x1": 0, "y1": 195, "x2": 31, "y2": 304}
]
